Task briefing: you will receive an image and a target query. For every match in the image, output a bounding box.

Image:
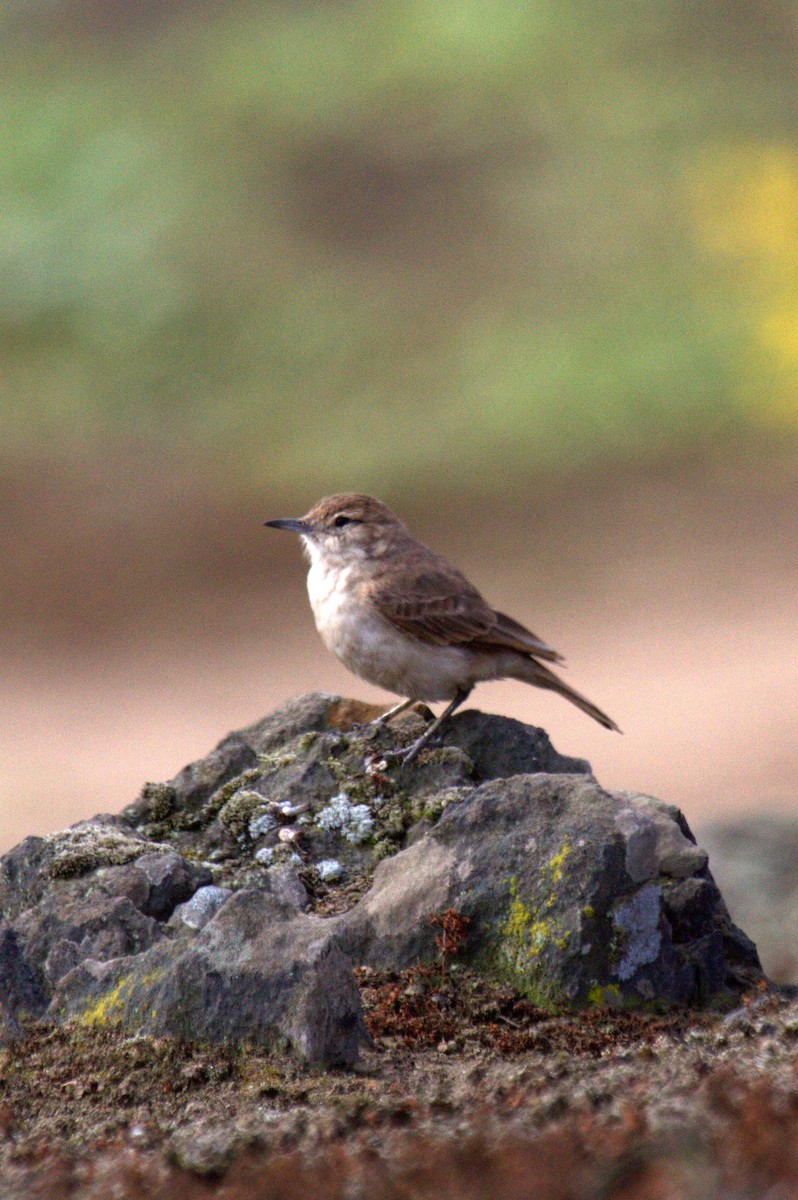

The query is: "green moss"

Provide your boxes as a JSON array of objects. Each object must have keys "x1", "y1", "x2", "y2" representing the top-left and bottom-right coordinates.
[
  {"x1": 199, "y1": 769, "x2": 261, "y2": 826},
  {"x1": 256, "y1": 751, "x2": 297, "y2": 772},
  {"x1": 296, "y1": 732, "x2": 320, "y2": 753},
  {"x1": 321, "y1": 755, "x2": 375, "y2": 806},
  {"x1": 219, "y1": 788, "x2": 269, "y2": 843},
  {"x1": 47, "y1": 826, "x2": 158, "y2": 879},
  {"x1": 140, "y1": 783, "x2": 177, "y2": 821}
]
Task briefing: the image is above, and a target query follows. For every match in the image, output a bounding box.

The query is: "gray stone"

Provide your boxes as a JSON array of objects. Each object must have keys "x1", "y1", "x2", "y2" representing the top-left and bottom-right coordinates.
[
  {"x1": 167, "y1": 1121, "x2": 241, "y2": 1178},
  {"x1": 616, "y1": 795, "x2": 708, "y2": 883},
  {"x1": 169, "y1": 885, "x2": 233, "y2": 931},
  {"x1": 0, "y1": 818, "x2": 154, "y2": 920},
  {"x1": 263, "y1": 864, "x2": 309, "y2": 910},
  {"x1": 243, "y1": 692, "x2": 354, "y2": 755},
  {"x1": 445, "y1": 709, "x2": 591, "y2": 781},
  {"x1": 0, "y1": 1001, "x2": 24, "y2": 1045},
  {"x1": 43, "y1": 939, "x2": 83, "y2": 986},
  {"x1": 124, "y1": 693, "x2": 361, "y2": 828},
  {"x1": 612, "y1": 885, "x2": 671, "y2": 983},
  {"x1": 15, "y1": 892, "x2": 165, "y2": 988},
  {"x1": 97, "y1": 850, "x2": 212, "y2": 921},
  {"x1": 51, "y1": 891, "x2": 369, "y2": 1066},
  {"x1": 243, "y1": 757, "x2": 340, "y2": 822},
  {"x1": 338, "y1": 773, "x2": 761, "y2": 1007},
  {"x1": 131, "y1": 851, "x2": 212, "y2": 920},
  {"x1": 0, "y1": 694, "x2": 767, "y2": 1058},
  {"x1": 0, "y1": 836, "x2": 52, "y2": 920},
  {"x1": 0, "y1": 923, "x2": 47, "y2": 1020},
  {"x1": 112, "y1": 694, "x2": 600, "y2": 896},
  {"x1": 96, "y1": 861, "x2": 151, "y2": 912}
]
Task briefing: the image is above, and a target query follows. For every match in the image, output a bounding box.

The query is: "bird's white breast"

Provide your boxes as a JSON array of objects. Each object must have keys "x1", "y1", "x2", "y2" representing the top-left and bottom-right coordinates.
[
  {"x1": 305, "y1": 554, "x2": 360, "y2": 657},
  {"x1": 303, "y1": 547, "x2": 477, "y2": 701}
]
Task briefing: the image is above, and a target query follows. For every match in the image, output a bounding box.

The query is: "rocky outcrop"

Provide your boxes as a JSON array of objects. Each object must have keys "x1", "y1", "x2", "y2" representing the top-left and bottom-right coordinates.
[
  {"x1": 339, "y1": 777, "x2": 759, "y2": 1005},
  {"x1": 0, "y1": 694, "x2": 764, "y2": 1063}
]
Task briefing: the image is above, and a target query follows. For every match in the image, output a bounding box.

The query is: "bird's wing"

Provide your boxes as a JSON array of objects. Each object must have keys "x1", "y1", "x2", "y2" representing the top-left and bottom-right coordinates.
[
  {"x1": 368, "y1": 565, "x2": 563, "y2": 662},
  {"x1": 486, "y1": 610, "x2": 564, "y2": 663}
]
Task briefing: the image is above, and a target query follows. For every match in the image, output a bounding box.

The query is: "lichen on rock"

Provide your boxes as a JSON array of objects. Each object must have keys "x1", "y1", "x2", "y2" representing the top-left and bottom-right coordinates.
[{"x1": 316, "y1": 793, "x2": 375, "y2": 844}]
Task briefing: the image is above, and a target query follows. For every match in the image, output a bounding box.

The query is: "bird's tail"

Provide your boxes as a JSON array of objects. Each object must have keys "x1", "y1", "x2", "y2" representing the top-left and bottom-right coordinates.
[{"x1": 512, "y1": 657, "x2": 621, "y2": 733}]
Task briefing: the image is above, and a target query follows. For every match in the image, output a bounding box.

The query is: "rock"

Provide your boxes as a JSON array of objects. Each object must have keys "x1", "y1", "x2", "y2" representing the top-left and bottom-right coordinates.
[
  {"x1": 700, "y1": 817, "x2": 798, "y2": 985},
  {"x1": 445, "y1": 709, "x2": 590, "y2": 780},
  {"x1": 262, "y1": 863, "x2": 309, "y2": 910},
  {"x1": 169, "y1": 885, "x2": 233, "y2": 932},
  {"x1": 51, "y1": 891, "x2": 369, "y2": 1067},
  {"x1": 0, "y1": 1000, "x2": 25, "y2": 1045},
  {"x1": 15, "y1": 892, "x2": 165, "y2": 989},
  {"x1": 121, "y1": 693, "x2": 357, "y2": 829},
  {"x1": 0, "y1": 923, "x2": 47, "y2": 1020},
  {"x1": 0, "y1": 694, "x2": 766, "y2": 1063},
  {"x1": 0, "y1": 830, "x2": 212, "y2": 1019},
  {"x1": 615, "y1": 794, "x2": 708, "y2": 881},
  {"x1": 245, "y1": 692, "x2": 371, "y2": 753},
  {"x1": 115, "y1": 693, "x2": 592, "y2": 895},
  {"x1": 0, "y1": 818, "x2": 154, "y2": 920},
  {"x1": 338, "y1": 773, "x2": 761, "y2": 1007},
  {"x1": 167, "y1": 1121, "x2": 242, "y2": 1178},
  {"x1": 101, "y1": 851, "x2": 213, "y2": 920}
]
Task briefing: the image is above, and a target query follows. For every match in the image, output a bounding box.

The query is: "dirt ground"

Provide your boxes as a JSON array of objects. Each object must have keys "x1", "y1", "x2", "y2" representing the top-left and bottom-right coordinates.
[
  {"x1": 1, "y1": 970, "x2": 797, "y2": 1199},
  {"x1": 2, "y1": 441, "x2": 797, "y2": 854}
]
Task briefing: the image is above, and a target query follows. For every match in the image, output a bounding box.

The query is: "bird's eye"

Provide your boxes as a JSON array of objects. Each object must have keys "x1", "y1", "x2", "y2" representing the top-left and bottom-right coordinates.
[{"x1": 333, "y1": 515, "x2": 354, "y2": 528}]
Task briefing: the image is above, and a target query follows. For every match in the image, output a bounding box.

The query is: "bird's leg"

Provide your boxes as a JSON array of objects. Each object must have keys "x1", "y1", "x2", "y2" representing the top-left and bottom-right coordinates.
[
  {"x1": 369, "y1": 697, "x2": 417, "y2": 726},
  {"x1": 382, "y1": 688, "x2": 472, "y2": 766}
]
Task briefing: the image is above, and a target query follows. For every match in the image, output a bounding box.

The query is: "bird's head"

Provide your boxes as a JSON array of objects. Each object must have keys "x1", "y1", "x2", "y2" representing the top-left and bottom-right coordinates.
[{"x1": 265, "y1": 493, "x2": 407, "y2": 565}]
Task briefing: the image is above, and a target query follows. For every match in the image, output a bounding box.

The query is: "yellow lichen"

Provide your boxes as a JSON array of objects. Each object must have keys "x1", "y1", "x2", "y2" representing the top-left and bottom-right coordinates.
[
  {"x1": 497, "y1": 847, "x2": 574, "y2": 996},
  {"x1": 79, "y1": 974, "x2": 135, "y2": 1028},
  {"x1": 502, "y1": 883, "x2": 552, "y2": 964},
  {"x1": 587, "y1": 982, "x2": 622, "y2": 1007},
  {"x1": 548, "y1": 843, "x2": 570, "y2": 884},
  {"x1": 78, "y1": 969, "x2": 163, "y2": 1028}
]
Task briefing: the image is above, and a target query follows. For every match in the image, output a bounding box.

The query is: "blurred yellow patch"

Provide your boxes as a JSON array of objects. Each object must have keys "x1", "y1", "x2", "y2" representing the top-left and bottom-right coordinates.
[
  {"x1": 688, "y1": 144, "x2": 798, "y2": 426},
  {"x1": 690, "y1": 144, "x2": 798, "y2": 266},
  {"x1": 747, "y1": 308, "x2": 798, "y2": 423}
]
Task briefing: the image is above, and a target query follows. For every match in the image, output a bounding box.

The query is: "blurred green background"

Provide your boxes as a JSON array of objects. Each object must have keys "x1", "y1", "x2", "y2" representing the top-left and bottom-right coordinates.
[
  {"x1": 2, "y1": 0, "x2": 798, "y2": 868},
  {"x1": 3, "y1": 0, "x2": 798, "y2": 488}
]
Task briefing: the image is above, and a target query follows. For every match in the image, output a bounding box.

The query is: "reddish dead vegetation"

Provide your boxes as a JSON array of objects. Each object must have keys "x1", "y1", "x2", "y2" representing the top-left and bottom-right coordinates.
[
  {"x1": 358, "y1": 965, "x2": 692, "y2": 1054},
  {"x1": 356, "y1": 910, "x2": 690, "y2": 1054},
  {"x1": 9, "y1": 1072, "x2": 798, "y2": 1200}
]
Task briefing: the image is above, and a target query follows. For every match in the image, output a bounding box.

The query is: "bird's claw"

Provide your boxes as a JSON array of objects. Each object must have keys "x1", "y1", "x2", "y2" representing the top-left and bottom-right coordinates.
[{"x1": 364, "y1": 734, "x2": 440, "y2": 771}]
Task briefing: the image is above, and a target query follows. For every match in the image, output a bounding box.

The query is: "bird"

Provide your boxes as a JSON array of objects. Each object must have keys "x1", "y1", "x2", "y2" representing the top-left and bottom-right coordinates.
[{"x1": 265, "y1": 493, "x2": 620, "y2": 763}]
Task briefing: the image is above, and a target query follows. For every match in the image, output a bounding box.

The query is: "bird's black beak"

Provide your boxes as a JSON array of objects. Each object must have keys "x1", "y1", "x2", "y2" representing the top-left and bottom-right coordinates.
[{"x1": 264, "y1": 517, "x2": 313, "y2": 534}]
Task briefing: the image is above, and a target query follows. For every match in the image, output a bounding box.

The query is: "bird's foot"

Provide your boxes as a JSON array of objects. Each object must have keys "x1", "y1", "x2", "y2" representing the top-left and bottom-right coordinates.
[{"x1": 365, "y1": 731, "x2": 439, "y2": 770}]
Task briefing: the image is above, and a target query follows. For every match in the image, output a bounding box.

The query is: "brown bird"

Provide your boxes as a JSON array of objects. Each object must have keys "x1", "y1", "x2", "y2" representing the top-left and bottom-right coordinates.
[{"x1": 265, "y1": 494, "x2": 620, "y2": 763}]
